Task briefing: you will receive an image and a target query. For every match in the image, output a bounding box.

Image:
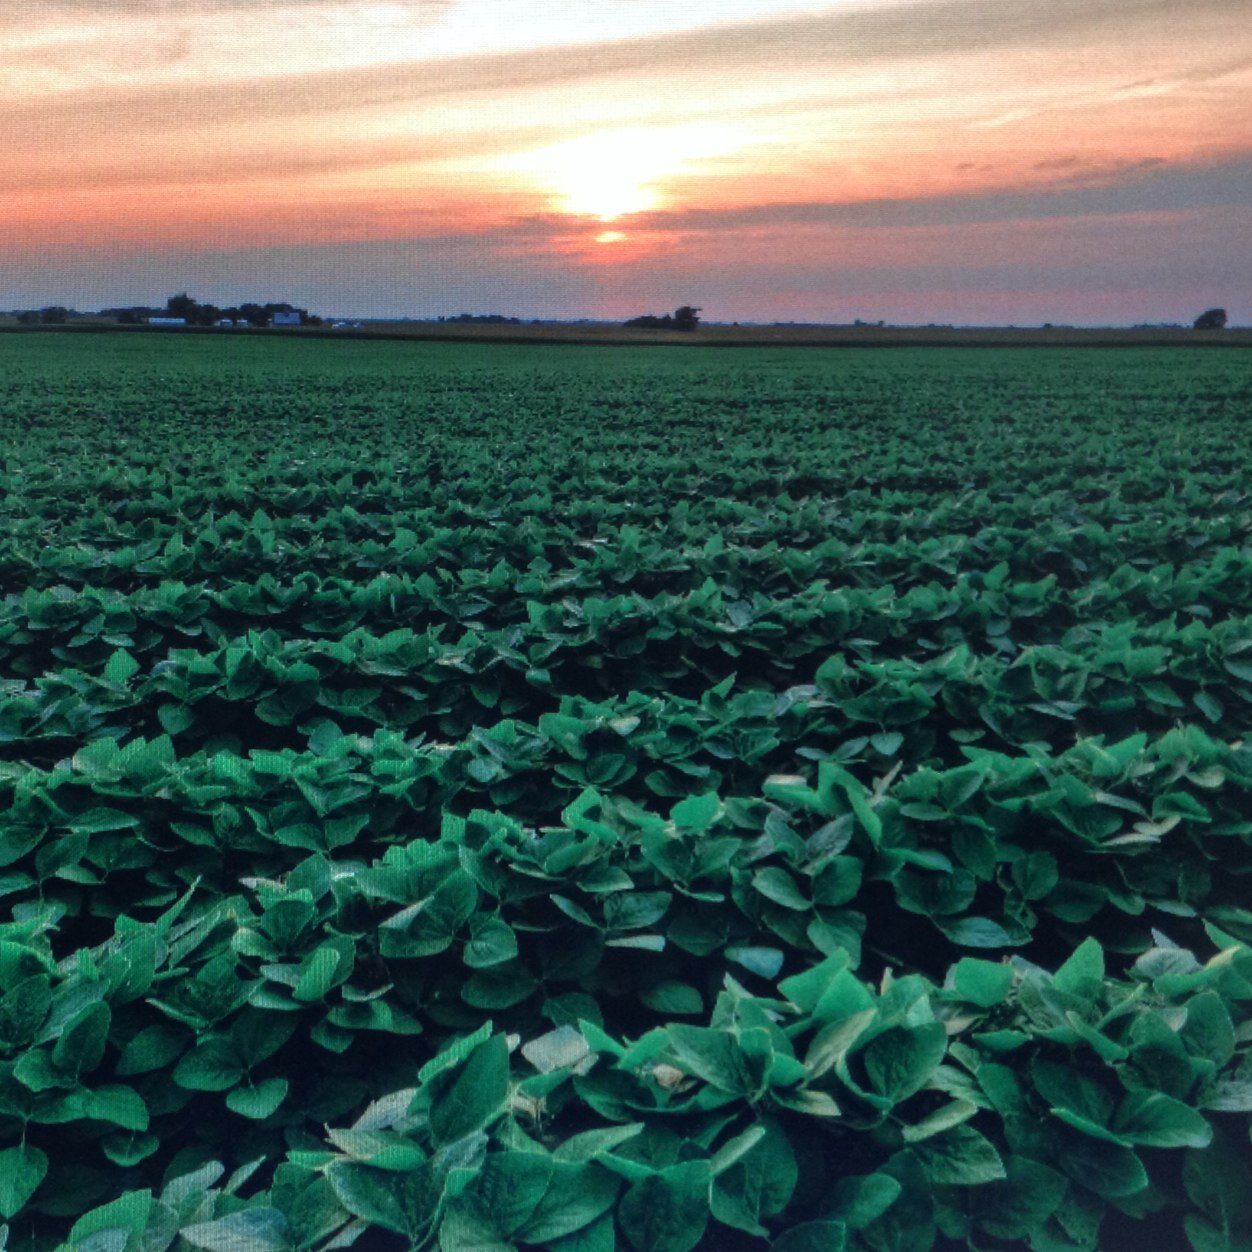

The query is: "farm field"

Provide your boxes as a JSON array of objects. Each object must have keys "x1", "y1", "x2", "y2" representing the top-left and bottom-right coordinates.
[
  {"x1": 1, "y1": 331, "x2": 1251, "y2": 1250},
  {"x1": 6, "y1": 319, "x2": 1252, "y2": 349}
]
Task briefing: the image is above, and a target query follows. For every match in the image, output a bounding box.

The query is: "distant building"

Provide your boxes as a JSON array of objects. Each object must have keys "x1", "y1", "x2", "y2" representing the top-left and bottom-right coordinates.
[
  {"x1": 147, "y1": 317, "x2": 187, "y2": 326},
  {"x1": 271, "y1": 311, "x2": 301, "y2": 326}
]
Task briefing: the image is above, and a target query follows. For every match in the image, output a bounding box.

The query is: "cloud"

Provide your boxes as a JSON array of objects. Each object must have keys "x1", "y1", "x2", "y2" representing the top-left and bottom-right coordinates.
[
  {"x1": 576, "y1": 154, "x2": 1252, "y2": 234},
  {"x1": 1029, "y1": 156, "x2": 1167, "y2": 184},
  {"x1": 0, "y1": 0, "x2": 447, "y2": 21},
  {"x1": 6, "y1": 0, "x2": 1249, "y2": 128}
]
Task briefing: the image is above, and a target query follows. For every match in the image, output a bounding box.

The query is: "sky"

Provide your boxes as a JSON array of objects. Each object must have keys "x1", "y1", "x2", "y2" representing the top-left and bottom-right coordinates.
[{"x1": 2, "y1": 0, "x2": 1250, "y2": 324}]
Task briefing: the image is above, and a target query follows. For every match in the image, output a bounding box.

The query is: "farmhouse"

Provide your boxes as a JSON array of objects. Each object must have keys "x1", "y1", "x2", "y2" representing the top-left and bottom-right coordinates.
[
  {"x1": 271, "y1": 311, "x2": 301, "y2": 326},
  {"x1": 147, "y1": 316, "x2": 186, "y2": 326}
]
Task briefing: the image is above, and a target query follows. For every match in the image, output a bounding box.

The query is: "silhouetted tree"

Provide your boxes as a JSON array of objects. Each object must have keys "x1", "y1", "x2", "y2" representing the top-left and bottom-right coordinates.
[
  {"x1": 39, "y1": 306, "x2": 70, "y2": 324},
  {"x1": 15, "y1": 310, "x2": 40, "y2": 325},
  {"x1": 1194, "y1": 308, "x2": 1228, "y2": 329},
  {"x1": 165, "y1": 292, "x2": 199, "y2": 321},
  {"x1": 625, "y1": 306, "x2": 702, "y2": 331}
]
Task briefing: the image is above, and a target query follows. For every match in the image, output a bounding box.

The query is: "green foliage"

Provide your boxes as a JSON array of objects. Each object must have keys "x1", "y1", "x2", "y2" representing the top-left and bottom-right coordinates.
[{"x1": 0, "y1": 334, "x2": 1250, "y2": 1250}]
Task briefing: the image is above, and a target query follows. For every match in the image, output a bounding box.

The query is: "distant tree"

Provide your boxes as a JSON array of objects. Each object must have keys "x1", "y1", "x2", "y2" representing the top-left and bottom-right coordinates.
[
  {"x1": 15, "y1": 310, "x2": 40, "y2": 325},
  {"x1": 1194, "y1": 307, "x2": 1228, "y2": 329},
  {"x1": 165, "y1": 292, "x2": 200, "y2": 321},
  {"x1": 39, "y1": 306, "x2": 70, "y2": 324},
  {"x1": 625, "y1": 306, "x2": 701, "y2": 331}
]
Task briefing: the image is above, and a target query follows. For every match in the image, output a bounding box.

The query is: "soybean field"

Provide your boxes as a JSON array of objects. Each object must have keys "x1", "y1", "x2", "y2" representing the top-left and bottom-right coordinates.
[{"x1": 1, "y1": 331, "x2": 1252, "y2": 1252}]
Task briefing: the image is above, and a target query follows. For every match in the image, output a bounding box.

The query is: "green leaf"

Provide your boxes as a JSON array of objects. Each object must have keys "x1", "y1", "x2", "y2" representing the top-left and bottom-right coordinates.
[
  {"x1": 1053, "y1": 936, "x2": 1104, "y2": 1003},
  {"x1": 553, "y1": 1125, "x2": 645, "y2": 1164},
  {"x1": 101, "y1": 1132, "x2": 160, "y2": 1167},
  {"x1": 1112, "y1": 1091, "x2": 1212, "y2": 1149},
  {"x1": 901, "y1": 1099, "x2": 979, "y2": 1143},
  {"x1": 753, "y1": 867, "x2": 809, "y2": 911},
  {"x1": 69, "y1": 1189, "x2": 153, "y2": 1252},
  {"x1": 116, "y1": 1024, "x2": 186, "y2": 1076},
  {"x1": 549, "y1": 1213, "x2": 615, "y2": 1252},
  {"x1": 227, "y1": 1077, "x2": 288, "y2": 1120},
  {"x1": 770, "y1": 1221, "x2": 848, "y2": 1252},
  {"x1": 521, "y1": 1026, "x2": 590, "y2": 1074},
  {"x1": 952, "y1": 958, "x2": 1014, "y2": 1008},
  {"x1": 294, "y1": 945, "x2": 342, "y2": 1002},
  {"x1": 827, "y1": 1173, "x2": 902, "y2": 1228},
  {"x1": 667, "y1": 1025, "x2": 752, "y2": 1095},
  {"x1": 619, "y1": 1162, "x2": 710, "y2": 1252},
  {"x1": 181, "y1": 1208, "x2": 292, "y2": 1250},
  {"x1": 0, "y1": 1143, "x2": 47, "y2": 1218},
  {"x1": 430, "y1": 1033, "x2": 510, "y2": 1145},
  {"x1": 1183, "y1": 1127, "x2": 1252, "y2": 1242},
  {"x1": 1182, "y1": 992, "x2": 1237, "y2": 1067},
  {"x1": 232, "y1": 1010, "x2": 299, "y2": 1066},
  {"x1": 1058, "y1": 1136, "x2": 1147, "y2": 1198},
  {"x1": 464, "y1": 918, "x2": 518, "y2": 969},
  {"x1": 935, "y1": 916, "x2": 1014, "y2": 948},
  {"x1": 82, "y1": 1084, "x2": 149, "y2": 1131},
  {"x1": 725, "y1": 946, "x2": 784, "y2": 978},
  {"x1": 157, "y1": 702, "x2": 196, "y2": 735},
  {"x1": 68, "y1": 807, "x2": 140, "y2": 835},
  {"x1": 641, "y1": 982, "x2": 703, "y2": 1015},
  {"x1": 711, "y1": 1119, "x2": 797, "y2": 1236},
  {"x1": 974, "y1": 1157, "x2": 1068, "y2": 1240},
  {"x1": 473, "y1": 1151, "x2": 553, "y2": 1235},
  {"x1": 862, "y1": 1023, "x2": 947, "y2": 1105},
  {"x1": 778, "y1": 952, "x2": 851, "y2": 1014},
  {"x1": 519, "y1": 1162, "x2": 619, "y2": 1243},
  {"x1": 913, "y1": 1125, "x2": 1006, "y2": 1185},
  {"x1": 328, "y1": 1161, "x2": 440, "y2": 1240},
  {"x1": 812, "y1": 857, "x2": 862, "y2": 908},
  {"x1": 671, "y1": 791, "x2": 720, "y2": 830},
  {"x1": 1011, "y1": 851, "x2": 1058, "y2": 900},
  {"x1": 709, "y1": 1125, "x2": 767, "y2": 1177},
  {"x1": 173, "y1": 1038, "x2": 244, "y2": 1092},
  {"x1": 438, "y1": 1205, "x2": 512, "y2": 1252},
  {"x1": 51, "y1": 1000, "x2": 110, "y2": 1075},
  {"x1": 105, "y1": 649, "x2": 140, "y2": 683},
  {"x1": 418, "y1": 1022, "x2": 494, "y2": 1084}
]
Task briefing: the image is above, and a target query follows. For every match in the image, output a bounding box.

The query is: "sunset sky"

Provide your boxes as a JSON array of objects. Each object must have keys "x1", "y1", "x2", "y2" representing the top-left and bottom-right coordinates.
[{"x1": 3, "y1": 0, "x2": 1250, "y2": 324}]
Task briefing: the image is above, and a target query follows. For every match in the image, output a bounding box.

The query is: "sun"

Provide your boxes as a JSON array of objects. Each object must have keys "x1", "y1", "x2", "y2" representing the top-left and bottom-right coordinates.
[{"x1": 513, "y1": 124, "x2": 742, "y2": 222}]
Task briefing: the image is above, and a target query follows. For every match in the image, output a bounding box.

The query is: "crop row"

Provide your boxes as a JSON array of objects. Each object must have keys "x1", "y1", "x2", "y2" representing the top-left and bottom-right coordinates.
[
  {"x1": 1, "y1": 495, "x2": 1249, "y2": 602},
  {"x1": 2, "y1": 795, "x2": 1249, "y2": 1249},
  {"x1": 4, "y1": 722, "x2": 1251, "y2": 974},
  {"x1": 4, "y1": 603, "x2": 1252, "y2": 769},
  {"x1": 6, "y1": 551, "x2": 1252, "y2": 687}
]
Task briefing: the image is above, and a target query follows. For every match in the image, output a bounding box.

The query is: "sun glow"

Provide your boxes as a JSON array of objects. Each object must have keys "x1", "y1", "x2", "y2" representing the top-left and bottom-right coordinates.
[{"x1": 510, "y1": 124, "x2": 743, "y2": 221}]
